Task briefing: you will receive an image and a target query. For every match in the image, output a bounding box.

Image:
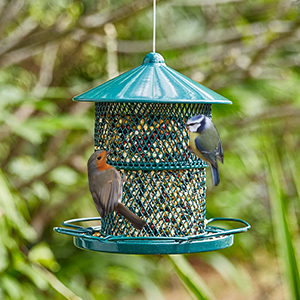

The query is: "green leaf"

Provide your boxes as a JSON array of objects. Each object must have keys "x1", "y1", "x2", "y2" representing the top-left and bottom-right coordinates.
[
  {"x1": 28, "y1": 242, "x2": 60, "y2": 272},
  {"x1": 0, "y1": 240, "x2": 9, "y2": 273},
  {"x1": 203, "y1": 253, "x2": 252, "y2": 293},
  {"x1": 263, "y1": 126, "x2": 300, "y2": 300},
  {"x1": 284, "y1": 133, "x2": 300, "y2": 209},
  {"x1": 0, "y1": 169, "x2": 37, "y2": 242},
  {"x1": 0, "y1": 274, "x2": 23, "y2": 300},
  {"x1": 14, "y1": 259, "x2": 49, "y2": 291},
  {"x1": 0, "y1": 85, "x2": 25, "y2": 108},
  {"x1": 167, "y1": 255, "x2": 216, "y2": 300},
  {"x1": 49, "y1": 166, "x2": 80, "y2": 186},
  {"x1": 13, "y1": 122, "x2": 44, "y2": 144},
  {"x1": 138, "y1": 276, "x2": 165, "y2": 300},
  {"x1": 8, "y1": 155, "x2": 47, "y2": 182}
]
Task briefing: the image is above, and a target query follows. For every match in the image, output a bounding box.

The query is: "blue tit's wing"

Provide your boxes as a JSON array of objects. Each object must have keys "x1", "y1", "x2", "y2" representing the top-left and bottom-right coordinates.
[
  {"x1": 209, "y1": 122, "x2": 223, "y2": 164},
  {"x1": 217, "y1": 139, "x2": 224, "y2": 164},
  {"x1": 194, "y1": 136, "x2": 218, "y2": 168}
]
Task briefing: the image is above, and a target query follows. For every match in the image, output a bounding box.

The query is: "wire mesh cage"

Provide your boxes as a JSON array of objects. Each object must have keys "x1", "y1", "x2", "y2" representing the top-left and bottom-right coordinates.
[
  {"x1": 96, "y1": 102, "x2": 210, "y2": 238},
  {"x1": 54, "y1": 52, "x2": 250, "y2": 254}
]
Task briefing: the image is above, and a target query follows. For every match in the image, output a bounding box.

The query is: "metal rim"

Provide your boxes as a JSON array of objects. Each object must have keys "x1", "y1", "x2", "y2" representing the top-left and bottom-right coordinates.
[
  {"x1": 53, "y1": 217, "x2": 250, "y2": 254},
  {"x1": 73, "y1": 98, "x2": 232, "y2": 104},
  {"x1": 72, "y1": 233, "x2": 234, "y2": 254}
]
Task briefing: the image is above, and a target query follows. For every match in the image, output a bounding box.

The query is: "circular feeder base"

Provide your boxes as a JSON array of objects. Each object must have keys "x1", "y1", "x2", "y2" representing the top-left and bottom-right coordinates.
[
  {"x1": 73, "y1": 232, "x2": 234, "y2": 254},
  {"x1": 54, "y1": 217, "x2": 250, "y2": 255}
]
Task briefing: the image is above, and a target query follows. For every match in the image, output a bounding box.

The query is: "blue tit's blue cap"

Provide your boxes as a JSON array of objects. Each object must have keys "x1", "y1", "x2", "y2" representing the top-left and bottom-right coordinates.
[{"x1": 187, "y1": 115, "x2": 204, "y2": 122}]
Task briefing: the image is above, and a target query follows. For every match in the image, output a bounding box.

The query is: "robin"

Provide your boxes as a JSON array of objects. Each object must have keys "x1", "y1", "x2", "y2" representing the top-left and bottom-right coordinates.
[{"x1": 88, "y1": 150, "x2": 146, "y2": 230}]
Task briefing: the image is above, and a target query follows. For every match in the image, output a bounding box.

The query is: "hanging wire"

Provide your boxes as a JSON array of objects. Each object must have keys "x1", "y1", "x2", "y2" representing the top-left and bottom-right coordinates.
[{"x1": 153, "y1": 0, "x2": 156, "y2": 53}]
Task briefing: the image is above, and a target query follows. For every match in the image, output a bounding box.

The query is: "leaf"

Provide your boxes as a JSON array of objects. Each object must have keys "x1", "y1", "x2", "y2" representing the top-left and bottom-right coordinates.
[
  {"x1": 0, "y1": 169, "x2": 37, "y2": 242},
  {"x1": 0, "y1": 85, "x2": 25, "y2": 108},
  {"x1": 263, "y1": 126, "x2": 300, "y2": 300},
  {"x1": 13, "y1": 122, "x2": 44, "y2": 144},
  {"x1": 49, "y1": 166, "x2": 80, "y2": 186},
  {"x1": 0, "y1": 274, "x2": 23, "y2": 300},
  {"x1": 0, "y1": 240, "x2": 9, "y2": 273},
  {"x1": 8, "y1": 155, "x2": 47, "y2": 181},
  {"x1": 14, "y1": 258, "x2": 49, "y2": 291},
  {"x1": 284, "y1": 133, "x2": 300, "y2": 208},
  {"x1": 138, "y1": 276, "x2": 165, "y2": 300},
  {"x1": 203, "y1": 252, "x2": 252, "y2": 293},
  {"x1": 167, "y1": 255, "x2": 216, "y2": 300},
  {"x1": 28, "y1": 241, "x2": 60, "y2": 272}
]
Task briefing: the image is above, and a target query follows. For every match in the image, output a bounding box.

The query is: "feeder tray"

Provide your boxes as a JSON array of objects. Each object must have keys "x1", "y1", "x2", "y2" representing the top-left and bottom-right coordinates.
[
  {"x1": 55, "y1": 217, "x2": 250, "y2": 254},
  {"x1": 54, "y1": 52, "x2": 250, "y2": 254}
]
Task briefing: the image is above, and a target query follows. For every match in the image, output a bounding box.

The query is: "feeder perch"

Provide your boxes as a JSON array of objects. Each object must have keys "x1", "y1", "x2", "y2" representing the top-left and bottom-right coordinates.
[{"x1": 54, "y1": 52, "x2": 250, "y2": 254}]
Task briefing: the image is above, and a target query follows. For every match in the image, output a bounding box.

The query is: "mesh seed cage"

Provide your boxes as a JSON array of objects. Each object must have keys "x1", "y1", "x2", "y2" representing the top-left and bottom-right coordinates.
[{"x1": 54, "y1": 53, "x2": 250, "y2": 254}]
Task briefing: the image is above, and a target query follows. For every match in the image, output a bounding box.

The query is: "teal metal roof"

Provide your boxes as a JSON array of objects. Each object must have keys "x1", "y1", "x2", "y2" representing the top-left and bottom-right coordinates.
[{"x1": 73, "y1": 52, "x2": 232, "y2": 104}]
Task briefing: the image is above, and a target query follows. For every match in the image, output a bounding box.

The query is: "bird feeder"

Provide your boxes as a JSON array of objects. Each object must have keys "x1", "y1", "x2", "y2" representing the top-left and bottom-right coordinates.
[{"x1": 54, "y1": 52, "x2": 250, "y2": 254}]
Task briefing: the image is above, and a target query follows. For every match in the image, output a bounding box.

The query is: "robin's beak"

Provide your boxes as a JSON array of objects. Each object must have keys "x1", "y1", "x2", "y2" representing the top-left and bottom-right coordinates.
[{"x1": 106, "y1": 150, "x2": 112, "y2": 156}]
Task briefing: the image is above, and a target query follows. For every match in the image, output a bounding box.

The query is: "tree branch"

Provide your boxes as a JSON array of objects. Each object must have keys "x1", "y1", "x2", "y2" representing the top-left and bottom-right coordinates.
[
  {"x1": 0, "y1": 0, "x2": 24, "y2": 33},
  {"x1": 0, "y1": 16, "x2": 38, "y2": 56}
]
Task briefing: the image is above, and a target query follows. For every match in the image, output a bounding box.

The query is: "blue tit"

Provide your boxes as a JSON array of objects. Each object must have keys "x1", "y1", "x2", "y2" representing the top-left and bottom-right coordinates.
[{"x1": 185, "y1": 115, "x2": 224, "y2": 186}]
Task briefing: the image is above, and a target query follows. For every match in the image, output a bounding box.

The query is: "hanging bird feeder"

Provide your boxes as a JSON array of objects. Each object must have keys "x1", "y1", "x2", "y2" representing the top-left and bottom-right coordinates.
[
  {"x1": 54, "y1": 1, "x2": 250, "y2": 254},
  {"x1": 54, "y1": 52, "x2": 250, "y2": 254}
]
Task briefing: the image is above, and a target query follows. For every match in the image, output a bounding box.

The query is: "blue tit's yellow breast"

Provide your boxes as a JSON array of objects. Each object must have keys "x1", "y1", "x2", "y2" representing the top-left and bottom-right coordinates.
[{"x1": 189, "y1": 132, "x2": 207, "y2": 162}]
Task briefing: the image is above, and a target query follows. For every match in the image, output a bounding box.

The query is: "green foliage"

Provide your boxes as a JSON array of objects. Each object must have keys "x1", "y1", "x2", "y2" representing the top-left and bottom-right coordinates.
[
  {"x1": 263, "y1": 128, "x2": 300, "y2": 300},
  {"x1": 167, "y1": 255, "x2": 216, "y2": 300},
  {"x1": 0, "y1": 0, "x2": 300, "y2": 299}
]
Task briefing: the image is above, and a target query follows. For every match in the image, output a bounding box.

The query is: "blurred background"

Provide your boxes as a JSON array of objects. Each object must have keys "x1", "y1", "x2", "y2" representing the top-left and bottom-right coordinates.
[{"x1": 0, "y1": 0, "x2": 300, "y2": 299}]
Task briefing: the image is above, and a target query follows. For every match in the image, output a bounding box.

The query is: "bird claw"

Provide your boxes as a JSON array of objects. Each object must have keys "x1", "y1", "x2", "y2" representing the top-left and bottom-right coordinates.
[{"x1": 122, "y1": 173, "x2": 127, "y2": 183}]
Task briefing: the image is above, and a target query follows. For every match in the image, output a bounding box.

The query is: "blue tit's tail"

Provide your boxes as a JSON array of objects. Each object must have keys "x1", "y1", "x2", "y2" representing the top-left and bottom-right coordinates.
[{"x1": 210, "y1": 164, "x2": 220, "y2": 186}]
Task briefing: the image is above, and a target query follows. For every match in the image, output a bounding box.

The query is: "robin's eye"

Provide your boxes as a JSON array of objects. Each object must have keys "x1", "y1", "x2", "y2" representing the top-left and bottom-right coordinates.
[{"x1": 97, "y1": 156, "x2": 101, "y2": 160}]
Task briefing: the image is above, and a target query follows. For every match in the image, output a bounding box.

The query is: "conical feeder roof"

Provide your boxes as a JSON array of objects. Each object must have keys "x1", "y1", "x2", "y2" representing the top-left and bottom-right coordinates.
[{"x1": 73, "y1": 52, "x2": 232, "y2": 104}]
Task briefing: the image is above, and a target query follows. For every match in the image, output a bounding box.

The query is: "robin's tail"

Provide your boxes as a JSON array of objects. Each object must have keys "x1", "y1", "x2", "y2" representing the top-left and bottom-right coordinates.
[{"x1": 115, "y1": 203, "x2": 146, "y2": 230}]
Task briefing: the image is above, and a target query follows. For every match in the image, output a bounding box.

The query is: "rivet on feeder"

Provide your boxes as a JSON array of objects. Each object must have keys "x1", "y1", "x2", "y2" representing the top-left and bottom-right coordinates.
[{"x1": 54, "y1": 1, "x2": 250, "y2": 255}]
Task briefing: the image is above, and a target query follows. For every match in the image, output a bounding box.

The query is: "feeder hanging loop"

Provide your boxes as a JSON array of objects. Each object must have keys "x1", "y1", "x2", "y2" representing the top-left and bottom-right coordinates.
[{"x1": 153, "y1": 0, "x2": 156, "y2": 53}]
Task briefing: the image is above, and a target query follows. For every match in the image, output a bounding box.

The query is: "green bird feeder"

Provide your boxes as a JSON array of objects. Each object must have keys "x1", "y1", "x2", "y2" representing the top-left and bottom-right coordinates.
[{"x1": 54, "y1": 52, "x2": 250, "y2": 254}]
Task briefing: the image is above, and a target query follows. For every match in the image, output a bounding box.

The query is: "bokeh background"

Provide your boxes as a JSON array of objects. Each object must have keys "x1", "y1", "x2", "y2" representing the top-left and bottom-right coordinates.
[{"x1": 1, "y1": 0, "x2": 300, "y2": 299}]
